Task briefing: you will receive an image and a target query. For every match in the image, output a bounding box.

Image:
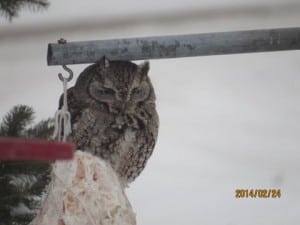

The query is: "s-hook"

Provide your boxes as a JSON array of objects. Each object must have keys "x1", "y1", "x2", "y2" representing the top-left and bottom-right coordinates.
[{"x1": 58, "y1": 65, "x2": 73, "y2": 82}]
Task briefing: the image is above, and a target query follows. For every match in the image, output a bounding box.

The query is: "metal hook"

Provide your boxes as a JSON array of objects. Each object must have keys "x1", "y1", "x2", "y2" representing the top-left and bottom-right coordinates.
[{"x1": 58, "y1": 65, "x2": 73, "y2": 82}]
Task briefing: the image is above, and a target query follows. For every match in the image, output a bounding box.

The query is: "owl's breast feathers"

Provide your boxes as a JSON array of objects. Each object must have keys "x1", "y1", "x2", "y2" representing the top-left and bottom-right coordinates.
[{"x1": 67, "y1": 87, "x2": 158, "y2": 182}]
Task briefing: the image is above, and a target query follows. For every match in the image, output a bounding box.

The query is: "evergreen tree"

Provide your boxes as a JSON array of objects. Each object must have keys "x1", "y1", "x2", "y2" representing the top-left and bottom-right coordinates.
[
  {"x1": 0, "y1": 105, "x2": 54, "y2": 225},
  {"x1": 0, "y1": 0, "x2": 49, "y2": 21}
]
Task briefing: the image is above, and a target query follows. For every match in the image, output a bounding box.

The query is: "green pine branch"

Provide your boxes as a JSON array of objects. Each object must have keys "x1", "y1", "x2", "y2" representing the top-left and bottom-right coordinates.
[
  {"x1": 0, "y1": 105, "x2": 54, "y2": 225},
  {"x1": 26, "y1": 118, "x2": 54, "y2": 139},
  {"x1": 0, "y1": 105, "x2": 34, "y2": 137},
  {"x1": 0, "y1": 0, "x2": 49, "y2": 21},
  {"x1": 0, "y1": 105, "x2": 54, "y2": 138}
]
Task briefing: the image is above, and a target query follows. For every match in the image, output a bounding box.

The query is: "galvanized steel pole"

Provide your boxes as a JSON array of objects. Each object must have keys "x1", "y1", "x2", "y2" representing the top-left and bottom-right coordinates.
[{"x1": 47, "y1": 27, "x2": 300, "y2": 65}]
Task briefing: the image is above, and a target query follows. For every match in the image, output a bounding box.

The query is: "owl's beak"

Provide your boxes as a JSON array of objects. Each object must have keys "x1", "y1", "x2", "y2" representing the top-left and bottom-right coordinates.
[
  {"x1": 121, "y1": 102, "x2": 129, "y2": 111},
  {"x1": 116, "y1": 101, "x2": 128, "y2": 112},
  {"x1": 120, "y1": 101, "x2": 135, "y2": 113}
]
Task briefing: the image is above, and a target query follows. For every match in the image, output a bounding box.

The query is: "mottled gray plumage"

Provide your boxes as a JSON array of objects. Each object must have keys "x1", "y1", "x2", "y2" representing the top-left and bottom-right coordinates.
[{"x1": 60, "y1": 57, "x2": 159, "y2": 183}]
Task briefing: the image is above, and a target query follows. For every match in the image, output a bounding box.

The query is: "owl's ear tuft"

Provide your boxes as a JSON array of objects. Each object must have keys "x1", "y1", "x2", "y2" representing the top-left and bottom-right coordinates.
[
  {"x1": 98, "y1": 56, "x2": 110, "y2": 68},
  {"x1": 138, "y1": 61, "x2": 150, "y2": 76}
]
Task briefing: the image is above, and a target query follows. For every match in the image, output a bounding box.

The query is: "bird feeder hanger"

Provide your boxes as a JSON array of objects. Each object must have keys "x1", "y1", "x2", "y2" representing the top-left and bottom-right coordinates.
[{"x1": 0, "y1": 39, "x2": 75, "y2": 161}]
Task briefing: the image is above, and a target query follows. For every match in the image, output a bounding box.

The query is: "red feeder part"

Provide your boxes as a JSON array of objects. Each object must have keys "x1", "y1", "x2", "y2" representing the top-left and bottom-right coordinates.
[{"x1": 0, "y1": 137, "x2": 75, "y2": 161}]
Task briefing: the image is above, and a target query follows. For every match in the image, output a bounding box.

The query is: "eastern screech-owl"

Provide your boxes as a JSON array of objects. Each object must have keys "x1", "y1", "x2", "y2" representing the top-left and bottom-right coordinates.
[{"x1": 60, "y1": 57, "x2": 159, "y2": 183}]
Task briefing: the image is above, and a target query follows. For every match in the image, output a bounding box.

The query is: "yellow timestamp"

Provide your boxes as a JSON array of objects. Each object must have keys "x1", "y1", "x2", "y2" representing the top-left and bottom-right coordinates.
[{"x1": 235, "y1": 189, "x2": 281, "y2": 198}]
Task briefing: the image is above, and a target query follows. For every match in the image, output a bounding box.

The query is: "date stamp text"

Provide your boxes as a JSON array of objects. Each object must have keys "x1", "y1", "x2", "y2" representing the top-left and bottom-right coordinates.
[{"x1": 235, "y1": 189, "x2": 281, "y2": 198}]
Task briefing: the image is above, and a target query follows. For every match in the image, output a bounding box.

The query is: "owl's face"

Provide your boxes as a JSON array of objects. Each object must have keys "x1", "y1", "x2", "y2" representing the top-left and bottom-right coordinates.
[{"x1": 88, "y1": 57, "x2": 154, "y2": 113}]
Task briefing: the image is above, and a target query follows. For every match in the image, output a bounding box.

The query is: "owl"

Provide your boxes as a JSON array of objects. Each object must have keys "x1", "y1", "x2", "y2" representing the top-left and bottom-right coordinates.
[{"x1": 60, "y1": 57, "x2": 159, "y2": 184}]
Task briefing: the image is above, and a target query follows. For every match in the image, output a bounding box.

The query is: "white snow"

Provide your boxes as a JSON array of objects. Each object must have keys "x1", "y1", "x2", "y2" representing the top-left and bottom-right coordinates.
[
  {"x1": 10, "y1": 203, "x2": 35, "y2": 217},
  {"x1": 8, "y1": 174, "x2": 38, "y2": 191}
]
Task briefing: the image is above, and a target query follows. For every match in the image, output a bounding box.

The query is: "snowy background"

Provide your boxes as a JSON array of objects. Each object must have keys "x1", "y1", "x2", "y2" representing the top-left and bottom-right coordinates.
[{"x1": 1, "y1": 0, "x2": 300, "y2": 224}]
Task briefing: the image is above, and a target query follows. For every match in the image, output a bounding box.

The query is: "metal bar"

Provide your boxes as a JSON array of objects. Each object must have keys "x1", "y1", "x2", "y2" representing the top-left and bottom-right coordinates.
[{"x1": 47, "y1": 27, "x2": 300, "y2": 65}]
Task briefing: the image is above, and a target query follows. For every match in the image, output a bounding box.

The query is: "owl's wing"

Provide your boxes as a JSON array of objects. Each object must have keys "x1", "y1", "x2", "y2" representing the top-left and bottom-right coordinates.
[{"x1": 117, "y1": 103, "x2": 159, "y2": 183}]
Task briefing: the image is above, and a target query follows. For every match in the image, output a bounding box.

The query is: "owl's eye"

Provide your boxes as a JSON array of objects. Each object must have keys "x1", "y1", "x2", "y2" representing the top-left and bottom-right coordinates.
[
  {"x1": 131, "y1": 87, "x2": 148, "y2": 102},
  {"x1": 132, "y1": 88, "x2": 142, "y2": 95},
  {"x1": 99, "y1": 88, "x2": 115, "y2": 95}
]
